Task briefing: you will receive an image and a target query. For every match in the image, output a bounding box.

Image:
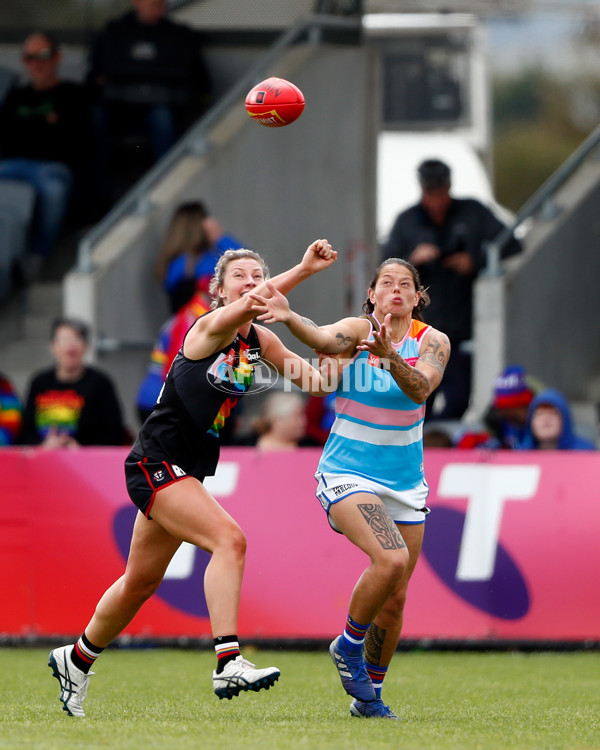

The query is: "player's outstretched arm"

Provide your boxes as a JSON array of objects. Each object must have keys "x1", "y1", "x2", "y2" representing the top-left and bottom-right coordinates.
[
  {"x1": 189, "y1": 239, "x2": 337, "y2": 355},
  {"x1": 249, "y1": 284, "x2": 364, "y2": 355},
  {"x1": 256, "y1": 327, "x2": 337, "y2": 396}
]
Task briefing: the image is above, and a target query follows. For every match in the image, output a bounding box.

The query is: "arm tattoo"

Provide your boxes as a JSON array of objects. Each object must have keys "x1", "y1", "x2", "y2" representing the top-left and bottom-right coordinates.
[
  {"x1": 364, "y1": 625, "x2": 386, "y2": 666},
  {"x1": 385, "y1": 331, "x2": 449, "y2": 402},
  {"x1": 358, "y1": 503, "x2": 407, "y2": 550},
  {"x1": 335, "y1": 331, "x2": 352, "y2": 349},
  {"x1": 300, "y1": 316, "x2": 319, "y2": 329},
  {"x1": 419, "y1": 334, "x2": 447, "y2": 375},
  {"x1": 387, "y1": 352, "x2": 430, "y2": 403}
]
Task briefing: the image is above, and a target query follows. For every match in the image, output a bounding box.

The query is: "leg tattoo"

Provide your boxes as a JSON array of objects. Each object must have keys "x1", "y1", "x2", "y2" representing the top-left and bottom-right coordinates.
[
  {"x1": 364, "y1": 624, "x2": 386, "y2": 666},
  {"x1": 358, "y1": 504, "x2": 407, "y2": 550}
]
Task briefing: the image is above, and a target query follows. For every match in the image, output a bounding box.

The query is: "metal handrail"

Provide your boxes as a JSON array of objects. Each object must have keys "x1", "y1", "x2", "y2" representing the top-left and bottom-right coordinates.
[
  {"x1": 485, "y1": 121, "x2": 600, "y2": 275},
  {"x1": 76, "y1": 13, "x2": 361, "y2": 272}
]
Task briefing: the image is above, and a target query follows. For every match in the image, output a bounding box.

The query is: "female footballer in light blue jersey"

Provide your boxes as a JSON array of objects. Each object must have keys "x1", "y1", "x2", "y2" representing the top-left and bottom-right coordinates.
[{"x1": 251, "y1": 258, "x2": 450, "y2": 719}]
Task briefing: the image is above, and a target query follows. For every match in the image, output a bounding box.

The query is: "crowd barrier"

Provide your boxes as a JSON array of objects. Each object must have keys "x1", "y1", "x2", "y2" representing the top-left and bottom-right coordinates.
[{"x1": 1, "y1": 447, "x2": 599, "y2": 643}]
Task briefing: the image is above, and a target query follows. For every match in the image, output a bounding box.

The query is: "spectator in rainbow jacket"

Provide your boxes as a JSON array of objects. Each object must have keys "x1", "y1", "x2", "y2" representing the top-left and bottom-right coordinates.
[
  {"x1": 249, "y1": 256, "x2": 450, "y2": 720},
  {"x1": 0, "y1": 372, "x2": 23, "y2": 445},
  {"x1": 519, "y1": 388, "x2": 597, "y2": 451}
]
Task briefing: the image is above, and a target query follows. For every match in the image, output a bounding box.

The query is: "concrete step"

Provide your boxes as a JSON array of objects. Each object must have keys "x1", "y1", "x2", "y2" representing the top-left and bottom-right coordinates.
[
  {"x1": 0, "y1": 280, "x2": 64, "y2": 400},
  {"x1": 1, "y1": 338, "x2": 54, "y2": 399},
  {"x1": 24, "y1": 281, "x2": 63, "y2": 316}
]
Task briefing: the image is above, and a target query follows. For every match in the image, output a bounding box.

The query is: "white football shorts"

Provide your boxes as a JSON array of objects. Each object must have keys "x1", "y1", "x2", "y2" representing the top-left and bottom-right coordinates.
[{"x1": 315, "y1": 471, "x2": 430, "y2": 530}]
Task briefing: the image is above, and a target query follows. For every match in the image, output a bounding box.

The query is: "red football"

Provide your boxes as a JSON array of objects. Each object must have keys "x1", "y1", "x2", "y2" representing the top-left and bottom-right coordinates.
[{"x1": 245, "y1": 77, "x2": 305, "y2": 128}]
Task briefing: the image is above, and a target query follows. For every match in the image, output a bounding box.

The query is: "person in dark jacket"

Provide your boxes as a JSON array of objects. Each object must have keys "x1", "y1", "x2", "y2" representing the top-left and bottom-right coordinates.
[
  {"x1": 382, "y1": 158, "x2": 522, "y2": 421},
  {"x1": 87, "y1": 0, "x2": 212, "y2": 164},
  {"x1": 0, "y1": 31, "x2": 92, "y2": 269},
  {"x1": 520, "y1": 388, "x2": 597, "y2": 451}
]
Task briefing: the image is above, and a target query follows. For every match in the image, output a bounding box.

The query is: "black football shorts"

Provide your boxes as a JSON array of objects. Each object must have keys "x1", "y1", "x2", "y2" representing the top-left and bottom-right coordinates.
[{"x1": 124, "y1": 452, "x2": 197, "y2": 518}]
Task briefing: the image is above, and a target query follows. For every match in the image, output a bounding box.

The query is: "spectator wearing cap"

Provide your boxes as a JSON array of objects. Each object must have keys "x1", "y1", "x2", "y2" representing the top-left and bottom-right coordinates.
[
  {"x1": 382, "y1": 159, "x2": 522, "y2": 421},
  {"x1": 483, "y1": 365, "x2": 542, "y2": 449},
  {"x1": 455, "y1": 365, "x2": 540, "y2": 450},
  {"x1": 520, "y1": 389, "x2": 596, "y2": 451}
]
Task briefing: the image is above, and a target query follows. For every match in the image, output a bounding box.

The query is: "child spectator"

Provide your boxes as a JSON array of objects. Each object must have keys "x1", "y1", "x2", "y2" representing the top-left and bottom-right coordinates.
[{"x1": 520, "y1": 389, "x2": 597, "y2": 451}]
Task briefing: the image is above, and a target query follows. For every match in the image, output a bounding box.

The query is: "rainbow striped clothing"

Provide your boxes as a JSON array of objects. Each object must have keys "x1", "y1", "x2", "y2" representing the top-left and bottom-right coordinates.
[{"x1": 317, "y1": 318, "x2": 431, "y2": 492}]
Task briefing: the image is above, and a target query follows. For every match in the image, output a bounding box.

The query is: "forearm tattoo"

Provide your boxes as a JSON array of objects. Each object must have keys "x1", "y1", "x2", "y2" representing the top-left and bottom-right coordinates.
[
  {"x1": 364, "y1": 624, "x2": 387, "y2": 666},
  {"x1": 299, "y1": 316, "x2": 319, "y2": 329},
  {"x1": 387, "y1": 351, "x2": 430, "y2": 403},
  {"x1": 358, "y1": 504, "x2": 407, "y2": 550},
  {"x1": 387, "y1": 331, "x2": 449, "y2": 402}
]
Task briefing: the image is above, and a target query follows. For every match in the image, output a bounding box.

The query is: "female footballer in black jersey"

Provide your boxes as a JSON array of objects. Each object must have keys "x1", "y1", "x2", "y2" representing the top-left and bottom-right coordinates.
[{"x1": 49, "y1": 239, "x2": 337, "y2": 716}]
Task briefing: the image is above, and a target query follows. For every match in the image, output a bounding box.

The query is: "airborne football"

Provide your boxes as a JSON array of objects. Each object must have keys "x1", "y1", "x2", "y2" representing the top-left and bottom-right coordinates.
[{"x1": 245, "y1": 76, "x2": 305, "y2": 127}]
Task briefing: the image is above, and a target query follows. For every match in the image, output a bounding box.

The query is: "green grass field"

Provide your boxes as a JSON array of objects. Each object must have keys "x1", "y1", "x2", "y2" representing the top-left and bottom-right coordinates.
[{"x1": 0, "y1": 648, "x2": 598, "y2": 749}]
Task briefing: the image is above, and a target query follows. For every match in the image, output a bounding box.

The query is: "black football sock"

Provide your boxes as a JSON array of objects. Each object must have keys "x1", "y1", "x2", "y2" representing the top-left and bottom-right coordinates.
[
  {"x1": 70, "y1": 632, "x2": 105, "y2": 674},
  {"x1": 214, "y1": 635, "x2": 240, "y2": 674}
]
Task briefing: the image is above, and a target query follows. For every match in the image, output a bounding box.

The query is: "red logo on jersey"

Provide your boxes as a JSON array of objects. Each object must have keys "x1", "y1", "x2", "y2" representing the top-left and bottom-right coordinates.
[{"x1": 367, "y1": 353, "x2": 379, "y2": 367}]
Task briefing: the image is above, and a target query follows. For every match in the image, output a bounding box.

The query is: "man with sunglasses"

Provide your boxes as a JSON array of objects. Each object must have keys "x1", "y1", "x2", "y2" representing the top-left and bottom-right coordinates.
[{"x1": 0, "y1": 31, "x2": 92, "y2": 279}]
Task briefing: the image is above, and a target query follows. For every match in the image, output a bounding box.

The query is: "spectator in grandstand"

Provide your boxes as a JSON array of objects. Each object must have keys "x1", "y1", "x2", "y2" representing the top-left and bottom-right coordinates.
[
  {"x1": 0, "y1": 31, "x2": 92, "y2": 277},
  {"x1": 154, "y1": 201, "x2": 243, "y2": 314},
  {"x1": 238, "y1": 391, "x2": 314, "y2": 450},
  {"x1": 47, "y1": 239, "x2": 337, "y2": 718},
  {"x1": 382, "y1": 158, "x2": 522, "y2": 421},
  {"x1": 0, "y1": 372, "x2": 23, "y2": 446},
  {"x1": 520, "y1": 388, "x2": 597, "y2": 451},
  {"x1": 422, "y1": 425, "x2": 453, "y2": 448},
  {"x1": 249, "y1": 257, "x2": 449, "y2": 719},
  {"x1": 21, "y1": 317, "x2": 128, "y2": 448},
  {"x1": 87, "y1": 0, "x2": 212, "y2": 165},
  {"x1": 303, "y1": 391, "x2": 336, "y2": 446},
  {"x1": 454, "y1": 364, "x2": 540, "y2": 450}
]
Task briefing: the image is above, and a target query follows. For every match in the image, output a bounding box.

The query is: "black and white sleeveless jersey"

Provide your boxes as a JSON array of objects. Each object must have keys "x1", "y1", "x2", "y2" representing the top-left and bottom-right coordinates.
[{"x1": 131, "y1": 324, "x2": 261, "y2": 479}]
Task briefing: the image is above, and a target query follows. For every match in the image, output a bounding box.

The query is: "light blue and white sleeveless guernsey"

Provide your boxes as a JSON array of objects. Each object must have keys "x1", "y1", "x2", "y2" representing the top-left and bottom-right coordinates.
[{"x1": 317, "y1": 317, "x2": 431, "y2": 492}]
